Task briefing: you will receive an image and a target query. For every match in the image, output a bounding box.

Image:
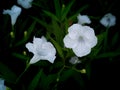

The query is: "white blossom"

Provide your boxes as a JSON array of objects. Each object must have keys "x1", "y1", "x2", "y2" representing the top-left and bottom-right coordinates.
[
  {"x1": 69, "y1": 56, "x2": 81, "y2": 64},
  {"x1": 3, "y1": 5, "x2": 22, "y2": 25},
  {"x1": 17, "y1": 0, "x2": 33, "y2": 9},
  {"x1": 63, "y1": 24, "x2": 97, "y2": 57},
  {"x1": 100, "y1": 13, "x2": 116, "y2": 27},
  {"x1": 0, "y1": 79, "x2": 6, "y2": 90},
  {"x1": 25, "y1": 36, "x2": 56, "y2": 64},
  {"x1": 77, "y1": 14, "x2": 91, "y2": 25}
]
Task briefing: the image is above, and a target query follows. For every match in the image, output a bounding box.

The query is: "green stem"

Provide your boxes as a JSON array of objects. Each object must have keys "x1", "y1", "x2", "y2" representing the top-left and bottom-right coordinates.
[
  {"x1": 15, "y1": 63, "x2": 30, "y2": 84},
  {"x1": 104, "y1": 27, "x2": 109, "y2": 52}
]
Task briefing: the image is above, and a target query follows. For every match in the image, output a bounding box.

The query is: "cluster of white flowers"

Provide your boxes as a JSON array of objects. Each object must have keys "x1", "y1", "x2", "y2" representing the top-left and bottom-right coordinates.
[
  {"x1": 25, "y1": 14, "x2": 97, "y2": 64},
  {"x1": 0, "y1": 79, "x2": 6, "y2": 90},
  {"x1": 2, "y1": 2, "x2": 116, "y2": 65},
  {"x1": 2, "y1": 0, "x2": 34, "y2": 25}
]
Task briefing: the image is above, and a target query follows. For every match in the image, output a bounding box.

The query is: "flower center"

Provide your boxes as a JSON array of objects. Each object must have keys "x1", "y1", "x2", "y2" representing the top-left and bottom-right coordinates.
[
  {"x1": 78, "y1": 36, "x2": 84, "y2": 42},
  {"x1": 37, "y1": 49, "x2": 48, "y2": 56}
]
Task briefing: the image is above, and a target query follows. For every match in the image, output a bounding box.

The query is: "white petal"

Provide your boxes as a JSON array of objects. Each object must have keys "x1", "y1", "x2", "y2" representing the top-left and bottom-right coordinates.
[
  {"x1": 41, "y1": 42, "x2": 56, "y2": 63},
  {"x1": 63, "y1": 35, "x2": 77, "y2": 48},
  {"x1": 33, "y1": 37, "x2": 43, "y2": 49},
  {"x1": 29, "y1": 55, "x2": 41, "y2": 64},
  {"x1": 25, "y1": 42, "x2": 35, "y2": 54},
  {"x1": 17, "y1": 0, "x2": 33, "y2": 9},
  {"x1": 77, "y1": 14, "x2": 91, "y2": 25},
  {"x1": 73, "y1": 42, "x2": 91, "y2": 57},
  {"x1": 45, "y1": 55, "x2": 56, "y2": 63},
  {"x1": 82, "y1": 26, "x2": 98, "y2": 48},
  {"x1": 68, "y1": 24, "x2": 82, "y2": 39}
]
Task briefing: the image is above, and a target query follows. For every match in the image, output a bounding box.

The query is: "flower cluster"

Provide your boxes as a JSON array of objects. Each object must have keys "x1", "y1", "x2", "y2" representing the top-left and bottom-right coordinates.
[{"x1": 2, "y1": 0, "x2": 118, "y2": 89}]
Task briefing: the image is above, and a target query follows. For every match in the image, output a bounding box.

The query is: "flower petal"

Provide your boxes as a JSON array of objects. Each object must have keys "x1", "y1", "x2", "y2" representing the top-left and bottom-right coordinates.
[
  {"x1": 17, "y1": 0, "x2": 33, "y2": 9},
  {"x1": 63, "y1": 35, "x2": 77, "y2": 48},
  {"x1": 82, "y1": 26, "x2": 98, "y2": 48},
  {"x1": 73, "y1": 42, "x2": 91, "y2": 57},
  {"x1": 68, "y1": 24, "x2": 82, "y2": 39},
  {"x1": 29, "y1": 55, "x2": 41, "y2": 64},
  {"x1": 77, "y1": 14, "x2": 91, "y2": 25},
  {"x1": 25, "y1": 42, "x2": 35, "y2": 54}
]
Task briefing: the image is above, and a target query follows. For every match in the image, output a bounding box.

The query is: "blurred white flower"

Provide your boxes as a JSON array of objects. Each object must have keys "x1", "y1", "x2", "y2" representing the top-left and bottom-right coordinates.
[
  {"x1": 17, "y1": 0, "x2": 33, "y2": 9},
  {"x1": 69, "y1": 56, "x2": 81, "y2": 64},
  {"x1": 25, "y1": 36, "x2": 56, "y2": 64},
  {"x1": 63, "y1": 24, "x2": 97, "y2": 57},
  {"x1": 100, "y1": 13, "x2": 116, "y2": 27},
  {"x1": 3, "y1": 5, "x2": 22, "y2": 25},
  {"x1": 0, "y1": 79, "x2": 6, "y2": 90},
  {"x1": 77, "y1": 14, "x2": 91, "y2": 25}
]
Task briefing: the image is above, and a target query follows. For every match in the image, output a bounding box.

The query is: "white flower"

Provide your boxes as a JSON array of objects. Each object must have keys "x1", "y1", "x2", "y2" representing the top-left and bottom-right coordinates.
[
  {"x1": 3, "y1": 5, "x2": 22, "y2": 25},
  {"x1": 100, "y1": 13, "x2": 116, "y2": 27},
  {"x1": 77, "y1": 14, "x2": 91, "y2": 25},
  {"x1": 25, "y1": 36, "x2": 56, "y2": 64},
  {"x1": 17, "y1": 0, "x2": 33, "y2": 9},
  {"x1": 0, "y1": 79, "x2": 6, "y2": 90},
  {"x1": 69, "y1": 56, "x2": 81, "y2": 64},
  {"x1": 63, "y1": 24, "x2": 97, "y2": 57}
]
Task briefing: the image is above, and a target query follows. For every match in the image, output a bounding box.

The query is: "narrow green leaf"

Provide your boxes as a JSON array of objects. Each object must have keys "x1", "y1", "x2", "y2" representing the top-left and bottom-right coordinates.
[
  {"x1": 28, "y1": 69, "x2": 43, "y2": 90},
  {"x1": 47, "y1": 33, "x2": 64, "y2": 59},
  {"x1": 95, "y1": 52, "x2": 120, "y2": 59},
  {"x1": 51, "y1": 20, "x2": 64, "y2": 44},
  {"x1": 60, "y1": 69, "x2": 75, "y2": 82},
  {"x1": 61, "y1": 0, "x2": 75, "y2": 21},
  {"x1": 43, "y1": 10, "x2": 59, "y2": 22},
  {"x1": 40, "y1": 73, "x2": 57, "y2": 90},
  {"x1": 54, "y1": 0, "x2": 61, "y2": 19},
  {"x1": 30, "y1": 16, "x2": 48, "y2": 28},
  {"x1": 12, "y1": 53, "x2": 30, "y2": 61},
  {"x1": 111, "y1": 32, "x2": 119, "y2": 47},
  {"x1": 68, "y1": 4, "x2": 89, "y2": 21}
]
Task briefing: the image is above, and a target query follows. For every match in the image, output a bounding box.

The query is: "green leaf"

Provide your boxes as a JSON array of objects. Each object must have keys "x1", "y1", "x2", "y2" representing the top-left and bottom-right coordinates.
[
  {"x1": 47, "y1": 33, "x2": 64, "y2": 59},
  {"x1": 40, "y1": 73, "x2": 57, "y2": 90},
  {"x1": 111, "y1": 32, "x2": 119, "y2": 47},
  {"x1": 0, "y1": 62, "x2": 17, "y2": 83},
  {"x1": 68, "y1": 4, "x2": 89, "y2": 21},
  {"x1": 95, "y1": 52, "x2": 120, "y2": 59},
  {"x1": 28, "y1": 69, "x2": 43, "y2": 90},
  {"x1": 31, "y1": 16, "x2": 49, "y2": 28},
  {"x1": 43, "y1": 10, "x2": 59, "y2": 22},
  {"x1": 61, "y1": 0, "x2": 75, "y2": 21},
  {"x1": 54, "y1": 0, "x2": 61, "y2": 19},
  {"x1": 59, "y1": 69, "x2": 74, "y2": 82},
  {"x1": 12, "y1": 53, "x2": 30, "y2": 62},
  {"x1": 51, "y1": 20, "x2": 64, "y2": 44}
]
